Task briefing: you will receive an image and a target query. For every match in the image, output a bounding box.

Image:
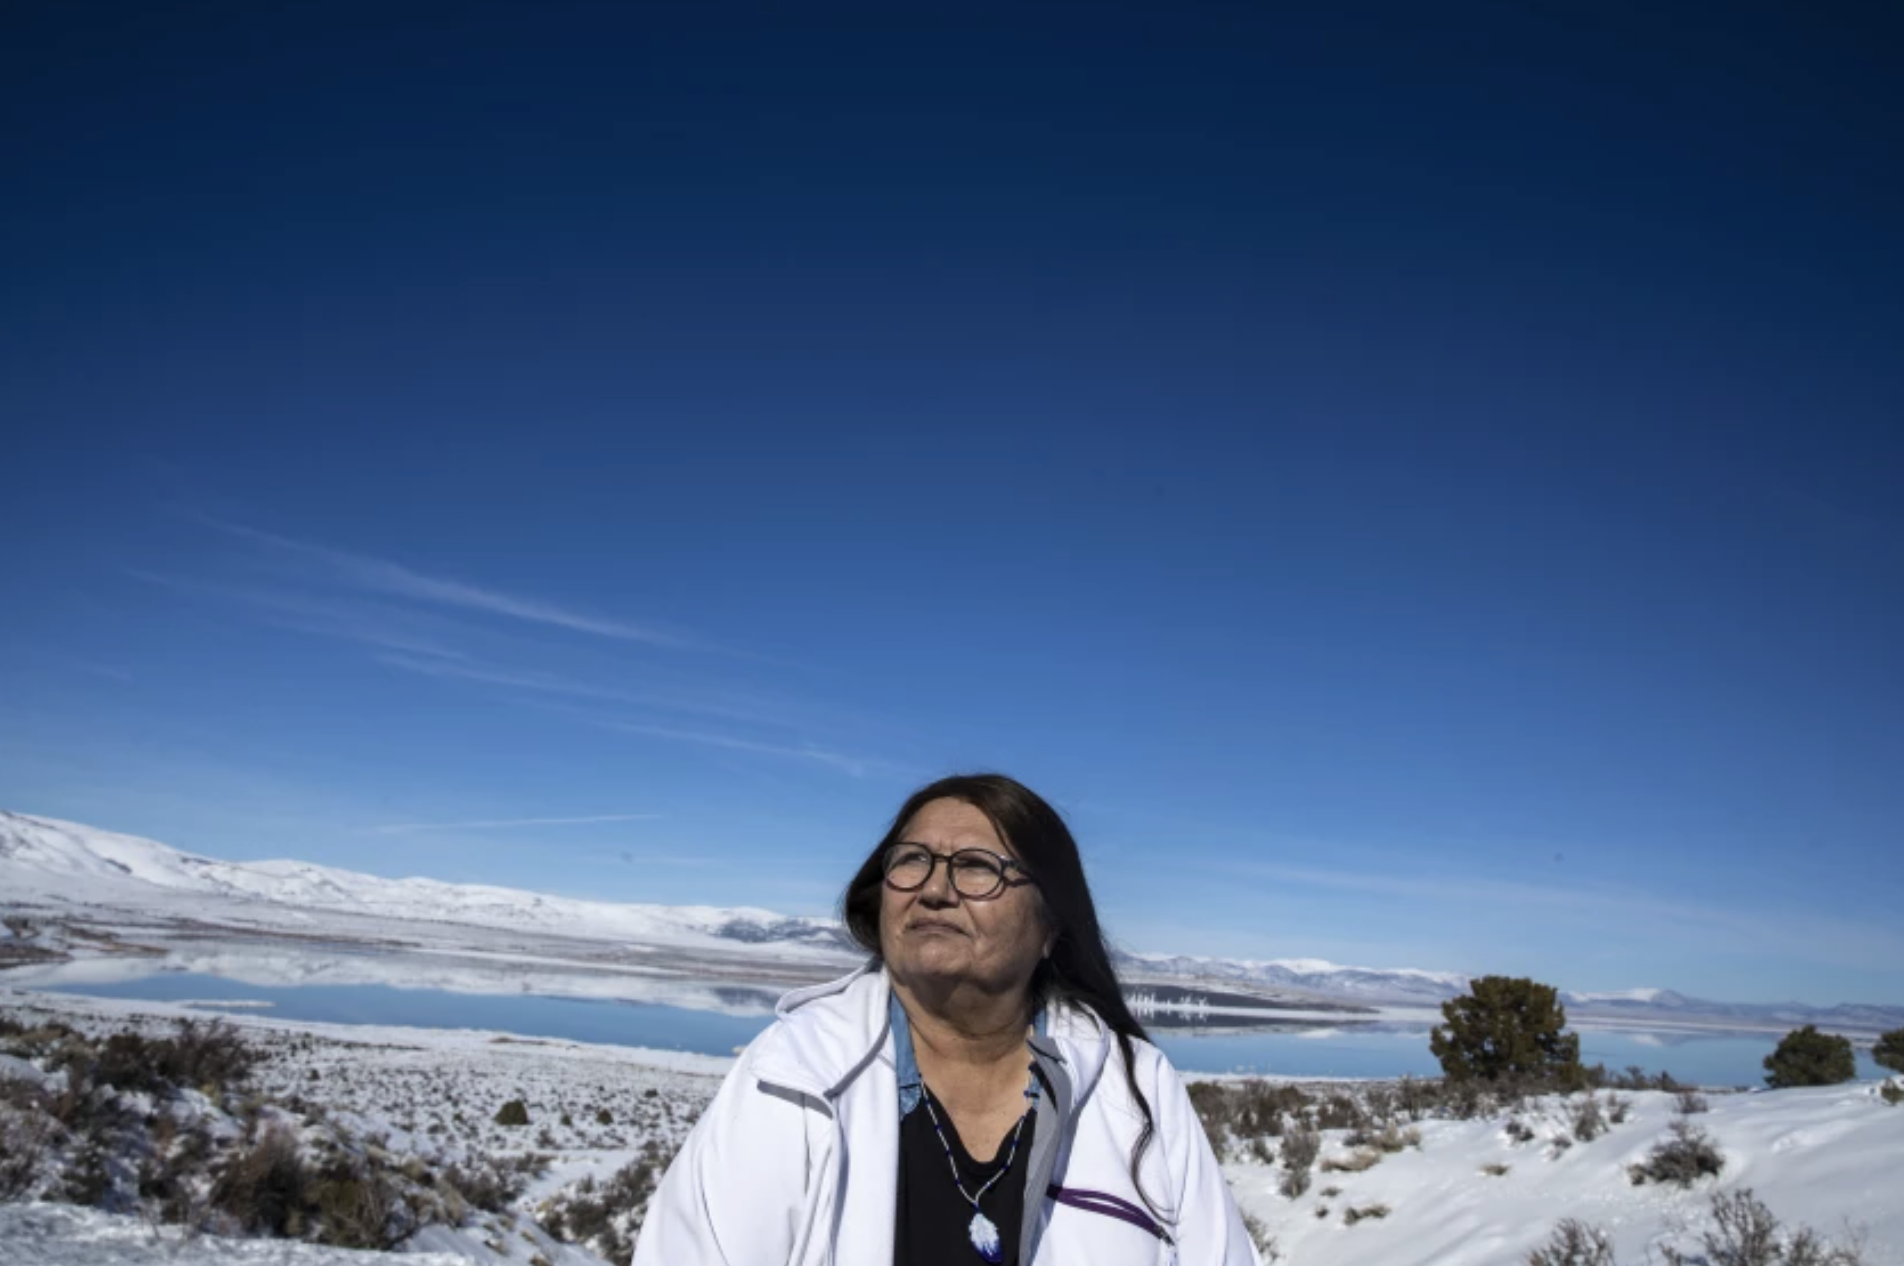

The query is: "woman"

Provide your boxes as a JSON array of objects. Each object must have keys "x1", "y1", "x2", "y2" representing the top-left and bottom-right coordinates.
[{"x1": 633, "y1": 773, "x2": 1260, "y2": 1265}]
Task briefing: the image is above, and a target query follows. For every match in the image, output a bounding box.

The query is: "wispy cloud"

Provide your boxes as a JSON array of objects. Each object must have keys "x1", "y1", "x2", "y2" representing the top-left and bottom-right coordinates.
[
  {"x1": 594, "y1": 718, "x2": 883, "y2": 778},
  {"x1": 131, "y1": 572, "x2": 480, "y2": 664},
  {"x1": 373, "y1": 651, "x2": 803, "y2": 730},
  {"x1": 192, "y1": 515, "x2": 713, "y2": 651},
  {"x1": 370, "y1": 813, "x2": 662, "y2": 834}
]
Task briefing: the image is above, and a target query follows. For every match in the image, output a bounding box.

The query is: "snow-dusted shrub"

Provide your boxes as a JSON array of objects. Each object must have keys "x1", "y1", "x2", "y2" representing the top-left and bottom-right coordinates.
[
  {"x1": 1504, "y1": 1117, "x2": 1535, "y2": 1144},
  {"x1": 494, "y1": 1098, "x2": 531, "y2": 1126},
  {"x1": 1675, "y1": 1090, "x2": 1710, "y2": 1115},
  {"x1": 1316, "y1": 1092, "x2": 1367, "y2": 1131},
  {"x1": 1347, "y1": 1120, "x2": 1420, "y2": 1153},
  {"x1": 211, "y1": 1124, "x2": 310, "y2": 1236},
  {"x1": 136, "y1": 1116, "x2": 217, "y2": 1228},
  {"x1": 1319, "y1": 1147, "x2": 1381, "y2": 1173},
  {"x1": 1241, "y1": 1211, "x2": 1281, "y2": 1261},
  {"x1": 1277, "y1": 1126, "x2": 1320, "y2": 1198},
  {"x1": 596, "y1": 1106, "x2": 614, "y2": 1125},
  {"x1": 1591, "y1": 1064, "x2": 1683, "y2": 1092},
  {"x1": 1571, "y1": 1094, "x2": 1607, "y2": 1142},
  {"x1": 1343, "y1": 1203, "x2": 1390, "y2": 1225},
  {"x1": 442, "y1": 1150, "x2": 532, "y2": 1213},
  {"x1": 1629, "y1": 1120, "x2": 1725, "y2": 1188},
  {"x1": 1186, "y1": 1081, "x2": 1236, "y2": 1156},
  {"x1": 1661, "y1": 1188, "x2": 1866, "y2": 1266},
  {"x1": 542, "y1": 1139, "x2": 679, "y2": 1266},
  {"x1": 1480, "y1": 1162, "x2": 1510, "y2": 1176},
  {"x1": 1526, "y1": 1218, "x2": 1616, "y2": 1266},
  {"x1": 1360, "y1": 1082, "x2": 1401, "y2": 1124},
  {"x1": 1186, "y1": 1079, "x2": 1311, "y2": 1157},
  {"x1": 311, "y1": 1159, "x2": 407, "y2": 1250},
  {"x1": 1763, "y1": 1026, "x2": 1856, "y2": 1089},
  {"x1": 1606, "y1": 1093, "x2": 1631, "y2": 1123},
  {"x1": 0, "y1": 1083, "x2": 55, "y2": 1199},
  {"x1": 94, "y1": 1019, "x2": 258, "y2": 1097}
]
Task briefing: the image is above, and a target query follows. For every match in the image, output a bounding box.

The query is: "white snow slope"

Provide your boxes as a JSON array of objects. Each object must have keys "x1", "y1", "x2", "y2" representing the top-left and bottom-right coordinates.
[
  {"x1": 3, "y1": 988, "x2": 1900, "y2": 1266},
  {"x1": 0, "y1": 810, "x2": 849, "y2": 958}
]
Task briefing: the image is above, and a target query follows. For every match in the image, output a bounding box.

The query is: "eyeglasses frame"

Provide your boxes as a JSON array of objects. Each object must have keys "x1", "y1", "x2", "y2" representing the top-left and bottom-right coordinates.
[{"x1": 880, "y1": 841, "x2": 1036, "y2": 900}]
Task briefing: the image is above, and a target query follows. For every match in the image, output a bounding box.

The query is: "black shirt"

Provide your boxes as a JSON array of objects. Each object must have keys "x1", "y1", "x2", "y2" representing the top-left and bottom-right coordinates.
[{"x1": 894, "y1": 1090, "x2": 1037, "y2": 1266}]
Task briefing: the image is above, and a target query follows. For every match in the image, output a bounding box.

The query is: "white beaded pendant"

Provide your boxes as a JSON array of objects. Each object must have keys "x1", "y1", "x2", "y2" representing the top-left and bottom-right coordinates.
[{"x1": 968, "y1": 1210, "x2": 1003, "y2": 1263}]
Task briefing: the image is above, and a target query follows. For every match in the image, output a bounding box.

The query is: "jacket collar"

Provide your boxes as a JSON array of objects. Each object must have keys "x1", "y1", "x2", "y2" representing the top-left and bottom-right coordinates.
[{"x1": 751, "y1": 962, "x2": 1114, "y2": 1114}]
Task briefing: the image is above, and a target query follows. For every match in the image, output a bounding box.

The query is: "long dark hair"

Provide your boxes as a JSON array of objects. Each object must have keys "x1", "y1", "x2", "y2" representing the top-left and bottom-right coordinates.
[{"x1": 841, "y1": 773, "x2": 1163, "y2": 1218}]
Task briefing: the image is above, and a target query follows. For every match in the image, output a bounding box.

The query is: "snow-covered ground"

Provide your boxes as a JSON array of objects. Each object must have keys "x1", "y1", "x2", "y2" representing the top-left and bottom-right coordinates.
[
  {"x1": 6, "y1": 986, "x2": 1899, "y2": 1265},
  {"x1": 0, "y1": 988, "x2": 720, "y2": 1266},
  {"x1": 1225, "y1": 1080, "x2": 1899, "y2": 1264}
]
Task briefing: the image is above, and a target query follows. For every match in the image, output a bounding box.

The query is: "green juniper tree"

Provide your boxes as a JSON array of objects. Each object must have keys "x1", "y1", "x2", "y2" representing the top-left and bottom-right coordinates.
[
  {"x1": 1429, "y1": 976, "x2": 1583, "y2": 1085},
  {"x1": 1762, "y1": 1025, "x2": 1856, "y2": 1089},
  {"x1": 1872, "y1": 1028, "x2": 1904, "y2": 1076}
]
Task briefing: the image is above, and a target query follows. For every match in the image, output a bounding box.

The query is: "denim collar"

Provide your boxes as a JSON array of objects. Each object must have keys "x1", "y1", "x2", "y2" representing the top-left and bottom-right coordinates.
[{"x1": 891, "y1": 988, "x2": 1047, "y2": 1117}]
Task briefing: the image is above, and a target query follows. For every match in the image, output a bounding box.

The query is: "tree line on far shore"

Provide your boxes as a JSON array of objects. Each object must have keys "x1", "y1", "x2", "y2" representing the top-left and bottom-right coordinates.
[{"x1": 1428, "y1": 974, "x2": 1904, "y2": 1095}]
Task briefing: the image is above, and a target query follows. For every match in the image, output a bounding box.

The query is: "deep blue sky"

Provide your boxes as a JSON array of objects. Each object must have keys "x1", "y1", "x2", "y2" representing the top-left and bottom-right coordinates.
[{"x1": 3, "y1": 3, "x2": 1899, "y2": 1004}]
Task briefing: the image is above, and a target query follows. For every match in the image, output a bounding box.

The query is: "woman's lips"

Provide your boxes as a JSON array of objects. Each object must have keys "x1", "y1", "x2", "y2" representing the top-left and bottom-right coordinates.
[{"x1": 908, "y1": 919, "x2": 967, "y2": 936}]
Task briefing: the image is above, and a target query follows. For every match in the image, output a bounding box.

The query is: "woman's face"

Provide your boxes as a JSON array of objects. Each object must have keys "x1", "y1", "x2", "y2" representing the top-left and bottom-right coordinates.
[{"x1": 879, "y1": 798, "x2": 1051, "y2": 1004}]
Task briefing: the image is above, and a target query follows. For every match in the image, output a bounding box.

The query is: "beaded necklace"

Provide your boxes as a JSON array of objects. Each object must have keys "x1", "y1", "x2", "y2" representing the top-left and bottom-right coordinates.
[{"x1": 918, "y1": 1064, "x2": 1041, "y2": 1264}]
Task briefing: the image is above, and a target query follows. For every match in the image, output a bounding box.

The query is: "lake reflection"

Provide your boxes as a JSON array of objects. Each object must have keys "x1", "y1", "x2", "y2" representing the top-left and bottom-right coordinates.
[{"x1": 29, "y1": 973, "x2": 1889, "y2": 1087}]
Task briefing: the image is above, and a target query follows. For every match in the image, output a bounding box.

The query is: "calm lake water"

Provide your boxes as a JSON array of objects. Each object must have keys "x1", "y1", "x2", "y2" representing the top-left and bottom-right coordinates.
[{"x1": 41, "y1": 973, "x2": 1889, "y2": 1088}]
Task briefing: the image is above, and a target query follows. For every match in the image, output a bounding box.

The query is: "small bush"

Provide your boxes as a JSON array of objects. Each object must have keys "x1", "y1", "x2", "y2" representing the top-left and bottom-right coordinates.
[
  {"x1": 443, "y1": 1151, "x2": 531, "y2": 1212},
  {"x1": 1660, "y1": 1188, "x2": 1866, "y2": 1266},
  {"x1": 313, "y1": 1165, "x2": 407, "y2": 1250},
  {"x1": 1277, "y1": 1127, "x2": 1320, "y2": 1199},
  {"x1": 1879, "y1": 1081, "x2": 1903, "y2": 1107},
  {"x1": 211, "y1": 1126, "x2": 309, "y2": 1236},
  {"x1": 1606, "y1": 1094, "x2": 1631, "y2": 1123},
  {"x1": 1629, "y1": 1120, "x2": 1725, "y2": 1188},
  {"x1": 1504, "y1": 1117, "x2": 1535, "y2": 1144},
  {"x1": 542, "y1": 1141, "x2": 679, "y2": 1266},
  {"x1": 1481, "y1": 1162, "x2": 1510, "y2": 1176},
  {"x1": 1571, "y1": 1094, "x2": 1606, "y2": 1142},
  {"x1": 1763, "y1": 1026, "x2": 1855, "y2": 1089},
  {"x1": 1316, "y1": 1092, "x2": 1367, "y2": 1131},
  {"x1": 0, "y1": 1096, "x2": 54, "y2": 1198},
  {"x1": 1319, "y1": 1147, "x2": 1381, "y2": 1174},
  {"x1": 595, "y1": 1107, "x2": 613, "y2": 1126},
  {"x1": 1675, "y1": 1090, "x2": 1710, "y2": 1115},
  {"x1": 1241, "y1": 1212, "x2": 1281, "y2": 1262},
  {"x1": 1528, "y1": 1218, "x2": 1617, "y2": 1266},
  {"x1": 494, "y1": 1099, "x2": 531, "y2": 1127},
  {"x1": 1344, "y1": 1203, "x2": 1390, "y2": 1225},
  {"x1": 1872, "y1": 1028, "x2": 1904, "y2": 1076}
]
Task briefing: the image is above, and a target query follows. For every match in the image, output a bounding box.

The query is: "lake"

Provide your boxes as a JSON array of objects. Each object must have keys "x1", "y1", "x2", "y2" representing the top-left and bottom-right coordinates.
[{"x1": 34, "y1": 972, "x2": 1892, "y2": 1088}]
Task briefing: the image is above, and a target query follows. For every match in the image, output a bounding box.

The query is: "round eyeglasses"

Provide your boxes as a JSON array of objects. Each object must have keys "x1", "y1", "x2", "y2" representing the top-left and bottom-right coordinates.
[{"x1": 882, "y1": 843, "x2": 1033, "y2": 900}]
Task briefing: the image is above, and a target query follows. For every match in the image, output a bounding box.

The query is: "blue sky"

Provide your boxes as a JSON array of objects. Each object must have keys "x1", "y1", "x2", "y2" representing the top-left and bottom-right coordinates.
[{"x1": 2, "y1": 3, "x2": 1899, "y2": 1005}]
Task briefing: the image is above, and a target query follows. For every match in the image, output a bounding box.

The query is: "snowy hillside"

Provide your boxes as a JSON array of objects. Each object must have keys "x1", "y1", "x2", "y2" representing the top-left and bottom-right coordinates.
[
  {"x1": 2, "y1": 987, "x2": 1899, "y2": 1266},
  {"x1": 0, "y1": 810, "x2": 852, "y2": 958}
]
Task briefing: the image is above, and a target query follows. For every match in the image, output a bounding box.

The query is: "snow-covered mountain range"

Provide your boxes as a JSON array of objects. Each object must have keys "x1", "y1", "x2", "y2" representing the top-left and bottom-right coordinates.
[
  {"x1": 0, "y1": 810, "x2": 851, "y2": 957},
  {"x1": 5, "y1": 809, "x2": 1899, "y2": 1031}
]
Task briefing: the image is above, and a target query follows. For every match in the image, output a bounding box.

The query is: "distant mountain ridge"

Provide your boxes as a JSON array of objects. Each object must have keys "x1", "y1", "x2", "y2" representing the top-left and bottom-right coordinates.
[
  {"x1": 0, "y1": 810, "x2": 852, "y2": 956},
  {"x1": 4, "y1": 809, "x2": 1899, "y2": 1032}
]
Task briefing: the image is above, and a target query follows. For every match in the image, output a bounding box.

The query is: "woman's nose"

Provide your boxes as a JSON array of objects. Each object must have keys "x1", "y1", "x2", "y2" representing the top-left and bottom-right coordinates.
[{"x1": 919, "y1": 856, "x2": 960, "y2": 903}]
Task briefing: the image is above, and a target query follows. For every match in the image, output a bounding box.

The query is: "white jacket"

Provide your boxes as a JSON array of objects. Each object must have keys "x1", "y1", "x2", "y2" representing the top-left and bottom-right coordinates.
[{"x1": 633, "y1": 964, "x2": 1260, "y2": 1266}]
